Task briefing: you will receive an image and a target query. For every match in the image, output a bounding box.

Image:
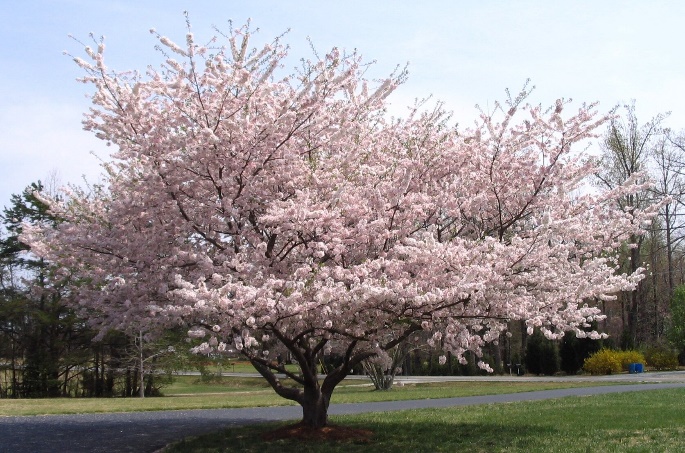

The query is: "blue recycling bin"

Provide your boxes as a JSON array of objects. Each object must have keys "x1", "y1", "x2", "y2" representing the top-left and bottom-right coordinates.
[{"x1": 629, "y1": 363, "x2": 644, "y2": 373}]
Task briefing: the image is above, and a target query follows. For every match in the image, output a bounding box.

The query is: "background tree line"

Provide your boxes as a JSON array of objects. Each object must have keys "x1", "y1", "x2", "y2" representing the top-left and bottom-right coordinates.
[
  {"x1": 595, "y1": 103, "x2": 685, "y2": 350},
  {"x1": 3, "y1": 104, "x2": 685, "y2": 398},
  {"x1": 0, "y1": 183, "x2": 191, "y2": 397}
]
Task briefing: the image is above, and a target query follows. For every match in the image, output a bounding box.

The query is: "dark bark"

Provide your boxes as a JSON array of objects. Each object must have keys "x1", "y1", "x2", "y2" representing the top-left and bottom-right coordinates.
[
  {"x1": 251, "y1": 354, "x2": 332, "y2": 429},
  {"x1": 626, "y1": 234, "x2": 643, "y2": 348},
  {"x1": 300, "y1": 385, "x2": 330, "y2": 428},
  {"x1": 249, "y1": 333, "x2": 376, "y2": 429},
  {"x1": 665, "y1": 204, "x2": 675, "y2": 294}
]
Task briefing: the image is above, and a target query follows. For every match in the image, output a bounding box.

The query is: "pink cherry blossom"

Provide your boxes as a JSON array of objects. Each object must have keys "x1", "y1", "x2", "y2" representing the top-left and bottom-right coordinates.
[{"x1": 21, "y1": 22, "x2": 658, "y2": 428}]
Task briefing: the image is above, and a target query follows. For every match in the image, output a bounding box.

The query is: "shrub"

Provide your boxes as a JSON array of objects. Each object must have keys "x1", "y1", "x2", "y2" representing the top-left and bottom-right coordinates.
[
  {"x1": 583, "y1": 349, "x2": 621, "y2": 375},
  {"x1": 644, "y1": 347, "x2": 679, "y2": 371},
  {"x1": 583, "y1": 349, "x2": 646, "y2": 375},
  {"x1": 615, "y1": 350, "x2": 646, "y2": 371}
]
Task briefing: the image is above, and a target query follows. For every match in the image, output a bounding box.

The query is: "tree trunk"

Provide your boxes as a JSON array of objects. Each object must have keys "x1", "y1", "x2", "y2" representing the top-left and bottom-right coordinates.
[
  {"x1": 492, "y1": 340, "x2": 503, "y2": 374},
  {"x1": 666, "y1": 205, "x2": 675, "y2": 294},
  {"x1": 94, "y1": 348, "x2": 101, "y2": 397},
  {"x1": 63, "y1": 367, "x2": 69, "y2": 397},
  {"x1": 650, "y1": 230, "x2": 660, "y2": 342},
  {"x1": 249, "y1": 333, "x2": 377, "y2": 429},
  {"x1": 625, "y1": 234, "x2": 642, "y2": 348},
  {"x1": 10, "y1": 339, "x2": 18, "y2": 398},
  {"x1": 139, "y1": 330, "x2": 145, "y2": 398},
  {"x1": 250, "y1": 351, "x2": 332, "y2": 429},
  {"x1": 125, "y1": 368, "x2": 132, "y2": 397},
  {"x1": 300, "y1": 385, "x2": 330, "y2": 428}
]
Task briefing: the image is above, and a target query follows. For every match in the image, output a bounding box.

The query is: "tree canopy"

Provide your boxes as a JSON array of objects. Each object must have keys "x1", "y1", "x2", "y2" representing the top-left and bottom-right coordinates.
[{"x1": 22, "y1": 22, "x2": 656, "y2": 427}]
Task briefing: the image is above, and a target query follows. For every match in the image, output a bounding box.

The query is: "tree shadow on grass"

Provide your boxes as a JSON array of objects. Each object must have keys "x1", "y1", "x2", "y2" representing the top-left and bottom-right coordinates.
[{"x1": 167, "y1": 419, "x2": 559, "y2": 453}]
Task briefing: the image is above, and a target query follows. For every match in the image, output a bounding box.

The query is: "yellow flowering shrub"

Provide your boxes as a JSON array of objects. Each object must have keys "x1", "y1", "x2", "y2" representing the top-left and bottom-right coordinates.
[
  {"x1": 584, "y1": 349, "x2": 646, "y2": 374},
  {"x1": 616, "y1": 350, "x2": 646, "y2": 370},
  {"x1": 583, "y1": 349, "x2": 621, "y2": 375}
]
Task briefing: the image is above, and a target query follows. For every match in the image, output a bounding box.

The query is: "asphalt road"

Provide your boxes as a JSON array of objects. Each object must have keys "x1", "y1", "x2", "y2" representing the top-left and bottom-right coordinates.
[{"x1": 2, "y1": 381, "x2": 685, "y2": 453}]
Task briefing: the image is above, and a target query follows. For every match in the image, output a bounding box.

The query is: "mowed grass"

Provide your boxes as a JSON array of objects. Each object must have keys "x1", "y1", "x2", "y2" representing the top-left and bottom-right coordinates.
[
  {"x1": 199, "y1": 361, "x2": 301, "y2": 375},
  {"x1": 166, "y1": 388, "x2": 685, "y2": 453},
  {"x1": 0, "y1": 375, "x2": 617, "y2": 416},
  {"x1": 163, "y1": 375, "x2": 275, "y2": 395}
]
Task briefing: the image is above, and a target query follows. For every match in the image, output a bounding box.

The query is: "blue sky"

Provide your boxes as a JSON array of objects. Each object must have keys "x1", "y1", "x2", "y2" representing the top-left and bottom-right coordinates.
[{"x1": 2, "y1": 0, "x2": 684, "y2": 209}]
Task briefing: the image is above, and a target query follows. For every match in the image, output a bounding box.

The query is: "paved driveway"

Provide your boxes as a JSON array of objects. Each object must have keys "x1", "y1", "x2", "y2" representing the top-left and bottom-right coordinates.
[{"x1": 2, "y1": 381, "x2": 685, "y2": 453}]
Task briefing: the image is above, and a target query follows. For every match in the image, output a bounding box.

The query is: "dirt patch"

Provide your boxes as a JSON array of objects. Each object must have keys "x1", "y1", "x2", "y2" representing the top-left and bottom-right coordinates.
[{"x1": 261, "y1": 422, "x2": 374, "y2": 443}]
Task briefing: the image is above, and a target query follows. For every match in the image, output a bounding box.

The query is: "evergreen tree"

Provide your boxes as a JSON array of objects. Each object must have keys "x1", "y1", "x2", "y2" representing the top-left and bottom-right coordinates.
[
  {"x1": 0, "y1": 182, "x2": 85, "y2": 397},
  {"x1": 667, "y1": 285, "x2": 685, "y2": 358},
  {"x1": 525, "y1": 329, "x2": 560, "y2": 376}
]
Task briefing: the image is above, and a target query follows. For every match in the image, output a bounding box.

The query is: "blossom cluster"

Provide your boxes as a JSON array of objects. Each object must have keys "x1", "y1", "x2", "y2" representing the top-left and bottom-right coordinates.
[{"x1": 22, "y1": 23, "x2": 655, "y2": 377}]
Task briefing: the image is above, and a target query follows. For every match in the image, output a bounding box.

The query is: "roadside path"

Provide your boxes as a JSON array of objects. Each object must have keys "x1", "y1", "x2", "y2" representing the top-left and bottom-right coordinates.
[{"x1": 2, "y1": 380, "x2": 685, "y2": 453}]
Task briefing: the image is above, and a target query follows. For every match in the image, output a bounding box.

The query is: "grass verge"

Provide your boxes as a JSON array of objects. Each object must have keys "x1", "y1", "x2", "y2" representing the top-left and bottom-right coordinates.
[
  {"x1": 0, "y1": 378, "x2": 617, "y2": 416},
  {"x1": 166, "y1": 388, "x2": 685, "y2": 452}
]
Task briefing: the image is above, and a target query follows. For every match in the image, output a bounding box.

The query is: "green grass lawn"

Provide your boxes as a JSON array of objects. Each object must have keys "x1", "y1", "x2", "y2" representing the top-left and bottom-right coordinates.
[
  {"x1": 0, "y1": 376, "x2": 617, "y2": 416},
  {"x1": 162, "y1": 376, "x2": 275, "y2": 395},
  {"x1": 166, "y1": 388, "x2": 685, "y2": 452},
  {"x1": 195, "y1": 360, "x2": 300, "y2": 374}
]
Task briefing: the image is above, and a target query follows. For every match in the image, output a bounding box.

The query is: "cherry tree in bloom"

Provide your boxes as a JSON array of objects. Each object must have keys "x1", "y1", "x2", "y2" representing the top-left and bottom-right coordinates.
[{"x1": 23, "y1": 21, "x2": 657, "y2": 428}]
